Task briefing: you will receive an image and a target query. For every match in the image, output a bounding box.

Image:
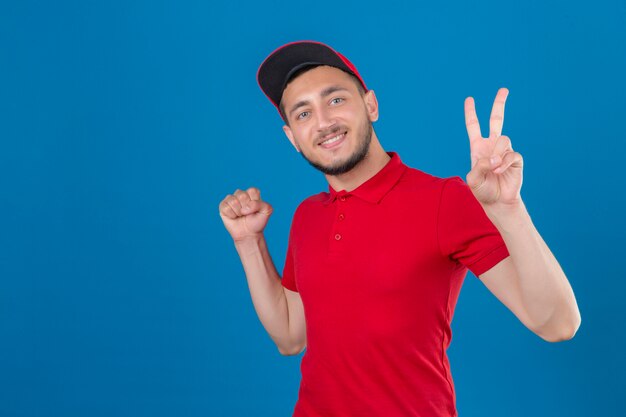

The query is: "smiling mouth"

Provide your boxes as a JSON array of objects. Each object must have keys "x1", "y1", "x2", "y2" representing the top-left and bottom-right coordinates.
[{"x1": 318, "y1": 132, "x2": 347, "y2": 149}]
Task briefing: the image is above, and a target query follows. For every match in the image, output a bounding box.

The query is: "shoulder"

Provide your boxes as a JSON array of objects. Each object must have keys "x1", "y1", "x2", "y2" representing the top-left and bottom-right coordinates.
[
  {"x1": 298, "y1": 191, "x2": 329, "y2": 208},
  {"x1": 289, "y1": 191, "x2": 329, "y2": 222},
  {"x1": 395, "y1": 164, "x2": 460, "y2": 195},
  {"x1": 438, "y1": 175, "x2": 475, "y2": 201}
]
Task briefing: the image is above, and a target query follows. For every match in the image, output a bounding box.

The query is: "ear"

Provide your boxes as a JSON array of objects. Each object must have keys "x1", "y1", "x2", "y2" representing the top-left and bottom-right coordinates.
[
  {"x1": 283, "y1": 125, "x2": 301, "y2": 152},
  {"x1": 363, "y1": 90, "x2": 379, "y2": 122}
]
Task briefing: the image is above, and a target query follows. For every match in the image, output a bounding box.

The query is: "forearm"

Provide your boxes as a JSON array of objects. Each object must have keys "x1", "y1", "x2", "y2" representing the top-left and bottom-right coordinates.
[
  {"x1": 484, "y1": 200, "x2": 581, "y2": 340},
  {"x1": 234, "y1": 234, "x2": 294, "y2": 353}
]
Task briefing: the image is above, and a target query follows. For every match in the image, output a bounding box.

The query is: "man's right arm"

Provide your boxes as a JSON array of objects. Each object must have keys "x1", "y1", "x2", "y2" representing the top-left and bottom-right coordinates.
[
  {"x1": 234, "y1": 235, "x2": 306, "y2": 355},
  {"x1": 219, "y1": 187, "x2": 306, "y2": 356}
]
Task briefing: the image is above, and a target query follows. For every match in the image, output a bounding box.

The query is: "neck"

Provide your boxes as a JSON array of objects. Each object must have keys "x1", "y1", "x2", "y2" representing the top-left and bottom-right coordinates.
[{"x1": 324, "y1": 134, "x2": 390, "y2": 192}]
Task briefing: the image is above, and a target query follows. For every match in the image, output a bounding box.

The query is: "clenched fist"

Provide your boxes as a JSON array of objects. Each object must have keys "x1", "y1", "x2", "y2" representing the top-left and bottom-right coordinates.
[{"x1": 218, "y1": 187, "x2": 273, "y2": 242}]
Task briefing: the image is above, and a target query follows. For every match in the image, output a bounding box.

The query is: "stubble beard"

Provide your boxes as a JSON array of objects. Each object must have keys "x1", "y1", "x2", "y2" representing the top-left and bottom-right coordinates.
[{"x1": 298, "y1": 118, "x2": 373, "y2": 176}]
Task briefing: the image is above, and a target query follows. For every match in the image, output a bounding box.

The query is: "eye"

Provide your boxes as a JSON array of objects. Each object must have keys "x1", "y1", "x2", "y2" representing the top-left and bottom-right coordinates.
[
  {"x1": 297, "y1": 111, "x2": 310, "y2": 120},
  {"x1": 330, "y1": 97, "x2": 344, "y2": 105}
]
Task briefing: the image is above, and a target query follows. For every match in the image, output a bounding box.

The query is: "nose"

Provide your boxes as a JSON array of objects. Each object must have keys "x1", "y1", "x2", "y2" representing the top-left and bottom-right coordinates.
[{"x1": 315, "y1": 105, "x2": 337, "y2": 133}]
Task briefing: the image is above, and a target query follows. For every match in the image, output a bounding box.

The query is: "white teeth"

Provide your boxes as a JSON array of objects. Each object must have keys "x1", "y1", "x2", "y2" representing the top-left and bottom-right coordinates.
[{"x1": 320, "y1": 133, "x2": 344, "y2": 146}]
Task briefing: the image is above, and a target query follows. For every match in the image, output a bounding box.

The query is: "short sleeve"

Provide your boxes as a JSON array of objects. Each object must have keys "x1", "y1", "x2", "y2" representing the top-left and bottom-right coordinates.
[
  {"x1": 437, "y1": 176, "x2": 510, "y2": 276},
  {"x1": 281, "y1": 214, "x2": 299, "y2": 292}
]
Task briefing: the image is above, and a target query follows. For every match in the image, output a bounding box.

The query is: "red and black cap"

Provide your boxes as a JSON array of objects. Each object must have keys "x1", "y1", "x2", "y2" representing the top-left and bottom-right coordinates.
[{"x1": 257, "y1": 41, "x2": 368, "y2": 113}]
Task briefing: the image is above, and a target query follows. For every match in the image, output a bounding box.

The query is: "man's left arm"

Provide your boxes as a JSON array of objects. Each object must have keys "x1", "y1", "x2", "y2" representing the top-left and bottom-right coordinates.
[
  {"x1": 479, "y1": 201, "x2": 581, "y2": 342},
  {"x1": 463, "y1": 88, "x2": 581, "y2": 342}
]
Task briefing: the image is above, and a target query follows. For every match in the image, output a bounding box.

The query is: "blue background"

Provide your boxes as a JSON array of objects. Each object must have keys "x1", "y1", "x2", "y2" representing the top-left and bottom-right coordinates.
[{"x1": 1, "y1": 1, "x2": 624, "y2": 416}]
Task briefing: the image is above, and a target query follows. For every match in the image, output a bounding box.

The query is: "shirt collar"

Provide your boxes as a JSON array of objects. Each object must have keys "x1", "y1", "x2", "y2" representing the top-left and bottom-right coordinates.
[{"x1": 323, "y1": 151, "x2": 407, "y2": 205}]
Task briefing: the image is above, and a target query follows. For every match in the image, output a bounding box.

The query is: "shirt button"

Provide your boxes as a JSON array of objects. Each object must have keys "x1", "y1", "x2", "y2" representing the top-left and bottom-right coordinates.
[
  {"x1": 334, "y1": 233, "x2": 342, "y2": 240},
  {"x1": 338, "y1": 213, "x2": 345, "y2": 220},
  {"x1": 339, "y1": 196, "x2": 346, "y2": 202}
]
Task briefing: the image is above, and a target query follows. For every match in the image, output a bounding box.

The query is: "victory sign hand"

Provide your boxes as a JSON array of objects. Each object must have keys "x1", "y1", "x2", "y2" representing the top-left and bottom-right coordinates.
[{"x1": 464, "y1": 88, "x2": 524, "y2": 207}]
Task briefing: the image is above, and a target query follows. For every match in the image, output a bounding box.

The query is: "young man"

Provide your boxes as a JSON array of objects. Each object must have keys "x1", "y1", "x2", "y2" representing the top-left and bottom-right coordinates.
[{"x1": 218, "y1": 41, "x2": 581, "y2": 417}]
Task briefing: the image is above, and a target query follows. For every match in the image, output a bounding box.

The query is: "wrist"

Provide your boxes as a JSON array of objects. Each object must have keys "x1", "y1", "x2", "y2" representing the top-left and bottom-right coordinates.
[
  {"x1": 233, "y1": 233, "x2": 265, "y2": 248},
  {"x1": 483, "y1": 200, "x2": 531, "y2": 232}
]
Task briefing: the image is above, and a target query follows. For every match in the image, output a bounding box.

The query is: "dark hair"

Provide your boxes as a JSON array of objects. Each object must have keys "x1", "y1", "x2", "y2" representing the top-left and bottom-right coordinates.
[{"x1": 278, "y1": 64, "x2": 366, "y2": 125}]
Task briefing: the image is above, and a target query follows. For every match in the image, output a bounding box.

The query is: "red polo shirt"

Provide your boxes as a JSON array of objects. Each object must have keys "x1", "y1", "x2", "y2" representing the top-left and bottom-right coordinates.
[{"x1": 281, "y1": 151, "x2": 510, "y2": 417}]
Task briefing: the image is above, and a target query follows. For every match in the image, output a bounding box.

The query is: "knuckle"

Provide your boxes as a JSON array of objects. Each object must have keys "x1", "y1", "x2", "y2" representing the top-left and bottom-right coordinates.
[
  {"x1": 247, "y1": 187, "x2": 261, "y2": 199},
  {"x1": 228, "y1": 197, "x2": 241, "y2": 207},
  {"x1": 235, "y1": 189, "x2": 252, "y2": 202},
  {"x1": 219, "y1": 203, "x2": 233, "y2": 215}
]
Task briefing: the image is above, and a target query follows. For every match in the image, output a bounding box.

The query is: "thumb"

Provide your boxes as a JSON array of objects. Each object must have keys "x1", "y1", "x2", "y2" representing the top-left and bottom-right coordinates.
[
  {"x1": 242, "y1": 199, "x2": 273, "y2": 216},
  {"x1": 466, "y1": 157, "x2": 494, "y2": 190}
]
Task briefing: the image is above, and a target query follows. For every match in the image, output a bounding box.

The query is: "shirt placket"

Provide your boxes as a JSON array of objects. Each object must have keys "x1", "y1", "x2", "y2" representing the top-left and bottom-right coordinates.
[{"x1": 328, "y1": 190, "x2": 350, "y2": 255}]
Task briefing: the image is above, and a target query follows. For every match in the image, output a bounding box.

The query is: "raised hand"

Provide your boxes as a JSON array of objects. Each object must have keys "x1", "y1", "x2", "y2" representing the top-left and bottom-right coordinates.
[
  {"x1": 219, "y1": 187, "x2": 273, "y2": 242},
  {"x1": 464, "y1": 88, "x2": 524, "y2": 207}
]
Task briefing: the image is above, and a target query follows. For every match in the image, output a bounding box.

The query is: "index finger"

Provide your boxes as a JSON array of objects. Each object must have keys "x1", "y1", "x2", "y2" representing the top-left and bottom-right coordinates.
[
  {"x1": 464, "y1": 97, "x2": 483, "y2": 142},
  {"x1": 489, "y1": 87, "x2": 509, "y2": 138}
]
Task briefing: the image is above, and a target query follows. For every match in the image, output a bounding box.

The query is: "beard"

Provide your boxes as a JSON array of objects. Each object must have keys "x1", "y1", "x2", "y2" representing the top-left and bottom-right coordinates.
[{"x1": 298, "y1": 117, "x2": 373, "y2": 176}]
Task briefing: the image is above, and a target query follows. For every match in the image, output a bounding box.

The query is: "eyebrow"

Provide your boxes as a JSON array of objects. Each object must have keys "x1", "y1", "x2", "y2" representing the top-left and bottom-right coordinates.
[{"x1": 288, "y1": 85, "x2": 350, "y2": 117}]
